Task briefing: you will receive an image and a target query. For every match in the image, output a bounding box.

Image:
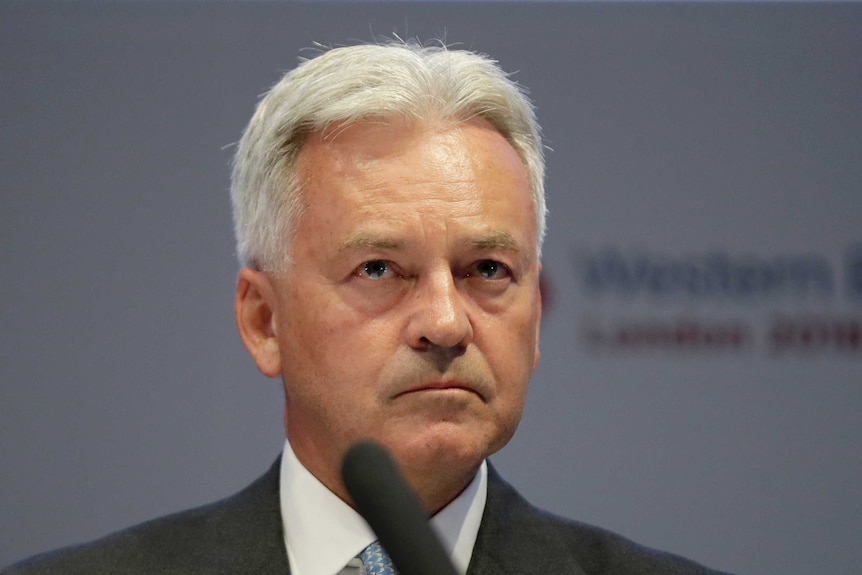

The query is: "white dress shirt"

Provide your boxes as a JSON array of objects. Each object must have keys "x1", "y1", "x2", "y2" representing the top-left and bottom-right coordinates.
[{"x1": 279, "y1": 439, "x2": 487, "y2": 575}]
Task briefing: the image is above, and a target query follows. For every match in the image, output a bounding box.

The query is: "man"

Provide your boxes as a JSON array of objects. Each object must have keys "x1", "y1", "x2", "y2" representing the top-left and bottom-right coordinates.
[{"x1": 3, "y1": 42, "x2": 729, "y2": 575}]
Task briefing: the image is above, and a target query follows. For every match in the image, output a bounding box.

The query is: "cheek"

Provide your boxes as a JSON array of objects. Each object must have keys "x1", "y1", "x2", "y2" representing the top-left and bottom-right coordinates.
[
  {"x1": 495, "y1": 294, "x2": 540, "y2": 353},
  {"x1": 275, "y1": 289, "x2": 341, "y2": 379},
  {"x1": 280, "y1": 293, "x2": 394, "y2": 386},
  {"x1": 487, "y1": 308, "x2": 539, "y2": 399}
]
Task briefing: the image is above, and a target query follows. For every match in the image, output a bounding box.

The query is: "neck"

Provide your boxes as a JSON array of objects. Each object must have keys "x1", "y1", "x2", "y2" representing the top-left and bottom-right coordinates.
[{"x1": 288, "y1": 435, "x2": 480, "y2": 515}]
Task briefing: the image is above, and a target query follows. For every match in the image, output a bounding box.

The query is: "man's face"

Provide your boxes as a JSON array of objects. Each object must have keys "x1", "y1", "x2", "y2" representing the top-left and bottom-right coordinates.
[{"x1": 241, "y1": 119, "x2": 541, "y2": 508}]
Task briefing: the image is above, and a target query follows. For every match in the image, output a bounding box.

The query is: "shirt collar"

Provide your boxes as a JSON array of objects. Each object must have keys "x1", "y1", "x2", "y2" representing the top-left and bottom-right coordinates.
[{"x1": 279, "y1": 439, "x2": 487, "y2": 575}]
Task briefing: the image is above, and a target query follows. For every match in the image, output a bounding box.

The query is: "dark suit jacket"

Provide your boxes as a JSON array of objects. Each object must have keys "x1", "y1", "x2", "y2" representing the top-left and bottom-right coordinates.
[{"x1": 2, "y1": 458, "x2": 731, "y2": 574}]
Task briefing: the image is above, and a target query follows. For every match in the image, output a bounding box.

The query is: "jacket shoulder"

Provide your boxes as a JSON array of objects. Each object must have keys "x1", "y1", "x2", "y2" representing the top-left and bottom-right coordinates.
[
  {"x1": 1, "y1": 459, "x2": 287, "y2": 575},
  {"x1": 472, "y1": 465, "x2": 733, "y2": 575}
]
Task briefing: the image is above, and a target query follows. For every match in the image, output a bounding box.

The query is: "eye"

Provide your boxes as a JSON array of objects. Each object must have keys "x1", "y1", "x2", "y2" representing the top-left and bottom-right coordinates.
[
  {"x1": 357, "y1": 259, "x2": 392, "y2": 281},
  {"x1": 471, "y1": 260, "x2": 511, "y2": 280}
]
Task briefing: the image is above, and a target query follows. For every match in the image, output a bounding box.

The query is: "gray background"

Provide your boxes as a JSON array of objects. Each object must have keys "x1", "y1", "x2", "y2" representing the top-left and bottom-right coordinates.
[{"x1": 2, "y1": 2, "x2": 861, "y2": 574}]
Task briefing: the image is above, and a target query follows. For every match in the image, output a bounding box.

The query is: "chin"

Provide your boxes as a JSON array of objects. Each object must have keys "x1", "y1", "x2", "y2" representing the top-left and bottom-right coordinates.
[
  {"x1": 390, "y1": 422, "x2": 507, "y2": 477},
  {"x1": 381, "y1": 428, "x2": 502, "y2": 513}
]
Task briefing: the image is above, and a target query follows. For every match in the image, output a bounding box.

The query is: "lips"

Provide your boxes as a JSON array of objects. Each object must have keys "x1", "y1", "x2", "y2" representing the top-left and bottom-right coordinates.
[{"x1": 397, "y1": 380, "x2": 485, "y2": 401}]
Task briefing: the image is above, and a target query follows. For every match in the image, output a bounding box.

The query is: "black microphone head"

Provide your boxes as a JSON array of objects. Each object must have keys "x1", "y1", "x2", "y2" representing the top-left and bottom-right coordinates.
[
  {"x1": 341, "y1": 440, "x2": 459, "y2": 575},
  {"x1": 341, "y1": 440, "x2": 400, "y2": 507}
]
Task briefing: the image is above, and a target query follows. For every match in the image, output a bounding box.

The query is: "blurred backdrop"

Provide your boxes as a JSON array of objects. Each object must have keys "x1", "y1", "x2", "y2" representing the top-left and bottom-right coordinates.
[{"x1": 1, "y1": 2, "x2": 860, "y2": 574}]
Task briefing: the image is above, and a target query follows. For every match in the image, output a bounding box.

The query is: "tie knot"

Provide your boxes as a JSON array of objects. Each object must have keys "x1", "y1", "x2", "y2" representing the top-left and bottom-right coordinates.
[{"x1": 359, "y1": 541, "x2": 399, "y2": 575}]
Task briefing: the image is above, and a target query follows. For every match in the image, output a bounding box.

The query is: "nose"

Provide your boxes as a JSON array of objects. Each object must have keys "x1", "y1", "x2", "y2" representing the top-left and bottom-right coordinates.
[{"x1": 407, "y1": 269, "x2": 473, "y2": 352}]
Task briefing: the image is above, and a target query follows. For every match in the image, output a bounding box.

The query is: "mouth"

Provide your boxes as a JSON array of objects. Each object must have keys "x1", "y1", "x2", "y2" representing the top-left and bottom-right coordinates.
[{"x1": 397, "y1": 380, "x2": 485, "y2": 401}]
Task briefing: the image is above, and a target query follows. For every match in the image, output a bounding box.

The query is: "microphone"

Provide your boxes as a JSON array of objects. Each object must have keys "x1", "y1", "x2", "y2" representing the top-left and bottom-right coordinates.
[{"x1": 341, "y1": 440, "x2": 460, "y2": 575}]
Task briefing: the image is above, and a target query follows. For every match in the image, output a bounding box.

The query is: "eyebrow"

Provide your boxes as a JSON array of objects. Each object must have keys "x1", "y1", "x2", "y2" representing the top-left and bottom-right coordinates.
[
  {"x1": 467, "y1": 231, "x2": 532, "y2": 266},
  {"x1": 340, "y1": 233, "x2": 404, "y2": 254},
  {"x1": 339, "y1": 230, "x2": 529, "y2": 261},
  {"x1": 466, "y1": 231, "x2": 522, "y2": 253}
]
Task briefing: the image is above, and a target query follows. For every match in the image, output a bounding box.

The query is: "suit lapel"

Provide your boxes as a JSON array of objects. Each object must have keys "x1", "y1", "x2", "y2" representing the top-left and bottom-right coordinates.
[
  {"x1": 465, "y1": 464, "x2": 518, "y2": 575},
  {"x1": 203, "y1": 457, "x2": 292, "y2": 575},
  {"x1": 466, "y1": 463, "x2": 588, "y2": 575}
]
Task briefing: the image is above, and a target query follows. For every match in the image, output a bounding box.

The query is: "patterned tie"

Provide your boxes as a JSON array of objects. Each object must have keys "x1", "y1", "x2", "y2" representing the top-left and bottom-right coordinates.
[{"x1": 359, "y1": 540, "x2": 399, "y2": 575}]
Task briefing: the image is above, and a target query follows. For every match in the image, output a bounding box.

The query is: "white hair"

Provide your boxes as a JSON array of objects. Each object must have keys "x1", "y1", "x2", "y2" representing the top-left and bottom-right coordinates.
[{"x1": 230, "y1": 41, "x2": 546, "y2": 271}]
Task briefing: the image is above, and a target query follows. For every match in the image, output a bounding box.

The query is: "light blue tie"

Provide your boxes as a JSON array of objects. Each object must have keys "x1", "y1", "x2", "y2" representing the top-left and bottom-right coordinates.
[{"x1": 360, "y1": 540, "x2": 399, "y2": 575}]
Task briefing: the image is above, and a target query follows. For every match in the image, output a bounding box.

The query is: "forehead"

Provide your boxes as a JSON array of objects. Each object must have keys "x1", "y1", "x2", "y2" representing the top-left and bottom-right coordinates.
[
  {"x1": 298, "y1": 119, "x2": 531, "y2": 204},
  {"x1": 291, "y1": 119, "x2": 537, "y2": 256}
]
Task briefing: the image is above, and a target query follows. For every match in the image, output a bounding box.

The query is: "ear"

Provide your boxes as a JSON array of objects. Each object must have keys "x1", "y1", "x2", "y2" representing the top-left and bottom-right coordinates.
[
  {"x1": 533, "y1": 265, "x2": 543, "y2": 370},
  {"x1": 235, "y1": 267, "x2": 282, "y2": 378}
]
